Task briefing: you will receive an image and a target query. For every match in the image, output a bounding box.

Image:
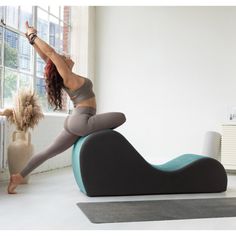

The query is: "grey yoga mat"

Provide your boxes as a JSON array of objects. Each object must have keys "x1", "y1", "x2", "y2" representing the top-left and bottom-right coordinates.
[{"x1": 77, "y1": 197, "x2": 236, "y2": 224}]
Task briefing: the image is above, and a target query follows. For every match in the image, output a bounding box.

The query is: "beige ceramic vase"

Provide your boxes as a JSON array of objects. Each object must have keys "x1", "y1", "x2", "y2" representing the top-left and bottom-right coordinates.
[{"x1": 7, "y1": 130, "x2": 34, "y2": 184}]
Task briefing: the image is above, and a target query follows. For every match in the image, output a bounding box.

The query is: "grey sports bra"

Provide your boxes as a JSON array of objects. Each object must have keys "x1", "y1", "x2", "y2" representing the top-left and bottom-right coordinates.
[{"x1": 62, "y1": 78, "x2": 95, "y2": 107}]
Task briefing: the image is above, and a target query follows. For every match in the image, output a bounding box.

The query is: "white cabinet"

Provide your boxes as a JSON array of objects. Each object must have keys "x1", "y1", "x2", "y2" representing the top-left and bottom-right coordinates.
[{"x1": 221, "y1": 124, "x2": 236, "y2": 170}]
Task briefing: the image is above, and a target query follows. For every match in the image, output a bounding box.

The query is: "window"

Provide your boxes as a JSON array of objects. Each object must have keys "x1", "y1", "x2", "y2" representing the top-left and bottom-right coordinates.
[
  {"x1": 0, "y1": 26, "x2": 3, "y2": 66},
  {"x1": 0, "y1": 6, "x2": 71, "y2": 113}
]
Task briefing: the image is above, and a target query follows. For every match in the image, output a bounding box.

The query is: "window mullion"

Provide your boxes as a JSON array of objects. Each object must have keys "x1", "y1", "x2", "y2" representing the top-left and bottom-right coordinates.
[
  {"x1": 32, "y1": 6, "x2": 37, "y2": 91},
  {"x1": 47, "y1": 7, "x2": 49, "y2": 44},
  {"x1": 0, "y1": 7, "x2": 6, "y2": 108},
  {"x1": 17, "y1": 6, "x2": 20, "y2": 32},
  {"x1": 16, "y1": 6, "x2": 20, "y2": 91}
]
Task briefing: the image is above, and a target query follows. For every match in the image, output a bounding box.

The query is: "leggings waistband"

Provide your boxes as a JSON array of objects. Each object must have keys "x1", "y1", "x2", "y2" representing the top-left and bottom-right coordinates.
[{"x1": 72, "y1": 106, "x2": 97, "y2": 115}]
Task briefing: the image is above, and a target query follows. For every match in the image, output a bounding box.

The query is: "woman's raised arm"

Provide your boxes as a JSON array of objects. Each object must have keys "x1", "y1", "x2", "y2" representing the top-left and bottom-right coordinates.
[
  {"x1": 33, "y1": 44, "x2": 49, "y2": 63},
  {"x1": 25, "y1": 21, "x2": 73, "y2": 85}
]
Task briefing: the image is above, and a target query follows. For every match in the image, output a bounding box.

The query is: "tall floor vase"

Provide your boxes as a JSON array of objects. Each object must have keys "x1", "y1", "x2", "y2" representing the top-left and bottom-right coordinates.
[{"x1": 7, "y1": 130, "x2": 34, "y2": 184}]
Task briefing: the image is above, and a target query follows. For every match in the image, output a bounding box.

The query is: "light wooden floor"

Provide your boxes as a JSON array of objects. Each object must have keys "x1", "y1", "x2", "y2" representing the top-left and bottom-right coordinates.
[{"x1": 0, "y1": 167, "x2": 236, "y2": 230}]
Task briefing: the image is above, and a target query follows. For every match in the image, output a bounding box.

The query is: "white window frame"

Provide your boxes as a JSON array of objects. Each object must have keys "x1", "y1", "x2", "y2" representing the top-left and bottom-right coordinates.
[{"x1": 0, "y1": 6, "x2": 71, "y2": 113}]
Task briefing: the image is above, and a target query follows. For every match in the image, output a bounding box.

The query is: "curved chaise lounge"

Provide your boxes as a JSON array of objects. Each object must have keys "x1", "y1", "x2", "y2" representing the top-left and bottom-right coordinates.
[{"x1": 72, "y1": 129, "x2": 227, "y2": 197}]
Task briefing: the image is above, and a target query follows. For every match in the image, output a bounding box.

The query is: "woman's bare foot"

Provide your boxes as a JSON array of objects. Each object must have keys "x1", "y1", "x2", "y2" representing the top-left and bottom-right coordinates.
[{"x1": 7, "y1": 174, "x2": 24, "y2": 194}]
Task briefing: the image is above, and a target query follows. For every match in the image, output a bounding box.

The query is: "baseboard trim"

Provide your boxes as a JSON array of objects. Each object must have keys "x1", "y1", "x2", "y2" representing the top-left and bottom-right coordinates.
[{"x1": 0, "y1": 164, "x2": 72, "y2": 183}]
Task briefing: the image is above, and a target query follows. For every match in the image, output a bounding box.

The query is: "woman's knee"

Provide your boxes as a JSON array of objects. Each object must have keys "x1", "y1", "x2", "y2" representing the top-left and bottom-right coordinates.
[
  {"x1": 109, "y1": 112, "x2": 126, "y2": 129},
  {"x1": 117, "y1": 112, "x2": 126, "y2": 125}
]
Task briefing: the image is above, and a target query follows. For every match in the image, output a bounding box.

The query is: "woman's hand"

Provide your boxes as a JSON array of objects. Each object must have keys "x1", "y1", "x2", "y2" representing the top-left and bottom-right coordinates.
[{"x1": 25, "y1": 21, "x2": 37, "y2": 37}]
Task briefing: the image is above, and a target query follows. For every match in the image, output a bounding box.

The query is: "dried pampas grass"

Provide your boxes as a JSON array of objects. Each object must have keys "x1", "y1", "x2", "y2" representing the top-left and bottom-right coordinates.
[{"x1": 0, "y1": 88, "x2": 44, "y2": 132}]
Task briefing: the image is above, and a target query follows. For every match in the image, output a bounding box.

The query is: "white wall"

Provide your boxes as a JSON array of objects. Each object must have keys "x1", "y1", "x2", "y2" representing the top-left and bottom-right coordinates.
[
  {"x1": 94, "y1": 6, "x2": 236, "y2": 164},
  {"x1": 70, "y1": 6, "x2": 95, "y2": 81}
]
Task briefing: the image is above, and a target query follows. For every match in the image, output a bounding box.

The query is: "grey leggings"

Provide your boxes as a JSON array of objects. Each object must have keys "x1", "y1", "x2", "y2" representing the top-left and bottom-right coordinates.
[{"x1": 20, "y1": 106, "x2": 126, "y2": 178}]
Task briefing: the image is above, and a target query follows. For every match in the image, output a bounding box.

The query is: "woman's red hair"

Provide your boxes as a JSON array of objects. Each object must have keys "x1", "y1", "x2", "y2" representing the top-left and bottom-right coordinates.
[{"x1": 44, "y1": 59, "x2": 64, "y2": 110}]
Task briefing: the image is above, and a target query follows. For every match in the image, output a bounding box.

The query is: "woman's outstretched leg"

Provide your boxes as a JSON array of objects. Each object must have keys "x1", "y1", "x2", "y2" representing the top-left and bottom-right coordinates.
[{"x1": 7, "y1": 129, "x2": 79, "y2": 194}]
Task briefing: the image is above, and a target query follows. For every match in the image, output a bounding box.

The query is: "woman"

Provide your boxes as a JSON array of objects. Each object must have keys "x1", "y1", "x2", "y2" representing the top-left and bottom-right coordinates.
[{"x1": 7, "y1": 21, "x2": 126, "y2": 194}]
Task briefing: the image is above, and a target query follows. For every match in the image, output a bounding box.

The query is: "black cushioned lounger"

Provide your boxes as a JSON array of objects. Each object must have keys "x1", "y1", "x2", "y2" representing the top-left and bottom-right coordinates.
[{"x1": 72, "y1": 129, "x2": 227, "y2": 197}]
